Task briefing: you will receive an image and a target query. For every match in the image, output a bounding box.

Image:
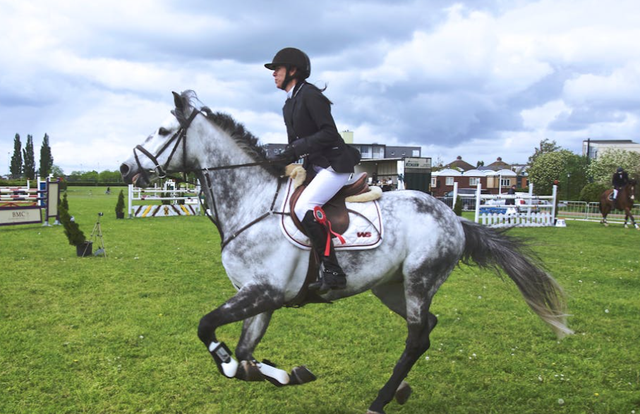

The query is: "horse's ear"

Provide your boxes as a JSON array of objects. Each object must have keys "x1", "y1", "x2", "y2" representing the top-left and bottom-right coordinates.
[{"x1": 172, "y1": 91, "x2": 183, "y2": 111}]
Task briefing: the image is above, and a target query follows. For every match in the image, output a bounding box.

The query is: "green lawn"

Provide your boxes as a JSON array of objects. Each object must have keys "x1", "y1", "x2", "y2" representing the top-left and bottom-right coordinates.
[{"x1": 1, "y1": 187, "x2": 639, "y2": 413}]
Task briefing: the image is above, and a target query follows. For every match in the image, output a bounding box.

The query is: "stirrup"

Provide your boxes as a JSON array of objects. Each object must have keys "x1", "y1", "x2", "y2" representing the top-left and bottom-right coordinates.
[{"x1": 309, "y1": 270, "x2": 347, "y2": 293}]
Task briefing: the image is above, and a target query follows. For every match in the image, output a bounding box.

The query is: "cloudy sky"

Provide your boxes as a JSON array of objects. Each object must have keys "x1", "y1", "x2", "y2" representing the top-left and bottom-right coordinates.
[{"x1": 1, "y1": 0, "x2": 640, "y2": 175}]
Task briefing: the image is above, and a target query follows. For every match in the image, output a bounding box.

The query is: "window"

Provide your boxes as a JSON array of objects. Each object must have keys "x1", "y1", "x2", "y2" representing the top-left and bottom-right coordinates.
[
  {"x1": 445, "y1": 177, "x2": 454, "y2": 186},
  {"x1": 431, "y1": 177, "x2": 437, "y2": 187},
  {"x1": 501, "y1": 178, "x2": 511, "y2": 187},
  {"x1": 469, "y1": 177, "x2": 479, "y2": 186}
]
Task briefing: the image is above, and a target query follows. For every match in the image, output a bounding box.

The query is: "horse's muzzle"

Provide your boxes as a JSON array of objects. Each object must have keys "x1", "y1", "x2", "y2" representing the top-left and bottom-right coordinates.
[{"x1": 119, "y1": 163, "x2": 134, "y2": 184}]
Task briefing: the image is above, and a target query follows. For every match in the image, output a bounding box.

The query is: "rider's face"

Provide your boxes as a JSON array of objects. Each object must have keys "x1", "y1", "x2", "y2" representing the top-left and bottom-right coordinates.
[{"x1": 272, "y1": 66, "x2": 297, "y2": 91}]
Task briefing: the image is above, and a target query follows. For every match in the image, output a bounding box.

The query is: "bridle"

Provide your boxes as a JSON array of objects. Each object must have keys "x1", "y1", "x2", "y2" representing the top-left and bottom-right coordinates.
[
  {"x1": 133, "y1": 109, "x2": 200, "y2": 183},
  {"x1": 132, "y1": 107, "x2": 286, "y2": 250},
  {"x1": 133, "y1": 109, "x2": 278, "y2": 180}
]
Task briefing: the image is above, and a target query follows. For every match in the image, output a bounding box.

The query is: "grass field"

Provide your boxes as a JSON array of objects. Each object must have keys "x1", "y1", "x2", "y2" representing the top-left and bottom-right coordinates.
[{"x1": 1, "y1": 187, "x2": 639, "y2": 414}]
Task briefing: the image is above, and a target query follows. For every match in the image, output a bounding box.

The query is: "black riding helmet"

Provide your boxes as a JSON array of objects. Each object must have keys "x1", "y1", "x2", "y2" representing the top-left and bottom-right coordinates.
[
  {"x1": 264, "y1": 47, "x2": 311, "y2": 78},
  {"x1": 617, "y1": 167, "x2": 624, "y2": 172},
  {"x1": 265, "y1": 48, "x2": 311, "y2": 90}
]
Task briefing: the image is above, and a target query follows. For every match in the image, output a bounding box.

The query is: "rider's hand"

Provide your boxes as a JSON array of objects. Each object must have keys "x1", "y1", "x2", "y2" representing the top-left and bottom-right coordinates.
[
  {"x1": 269, "y1": 139, "x2": 310, "y2": 164},
  {"x1": 269, "y1": 144, "x2": 298, "y2": 164}
]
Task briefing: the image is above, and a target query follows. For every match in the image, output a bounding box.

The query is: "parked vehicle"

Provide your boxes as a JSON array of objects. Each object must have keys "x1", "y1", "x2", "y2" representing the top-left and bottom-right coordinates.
[{"x1": 443, "y1": 188, "x2": 490, "y2": 210}]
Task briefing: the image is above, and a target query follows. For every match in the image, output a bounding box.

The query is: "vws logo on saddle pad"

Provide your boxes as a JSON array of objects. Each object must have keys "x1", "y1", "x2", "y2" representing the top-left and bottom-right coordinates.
[{"x1": 279, "y1": 169, "x2": 383, "y2": 251}]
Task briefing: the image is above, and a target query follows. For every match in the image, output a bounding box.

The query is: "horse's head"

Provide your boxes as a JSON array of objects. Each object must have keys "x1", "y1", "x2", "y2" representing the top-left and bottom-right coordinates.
[{"x1": 120, "y1": 91, "x2": 200, "y2": 188}]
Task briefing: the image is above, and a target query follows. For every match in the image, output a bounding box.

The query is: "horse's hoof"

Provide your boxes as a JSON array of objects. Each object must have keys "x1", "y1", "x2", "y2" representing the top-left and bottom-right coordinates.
[
  {"x1": 395, "y1": 381, "x2": 413, "y2": 405},
  {"x1": 235, "y1": 360, "x2": 265, "y2": 382},
  {"x1": 289, "y1": 365, "x2": 317, "y2": 385}
]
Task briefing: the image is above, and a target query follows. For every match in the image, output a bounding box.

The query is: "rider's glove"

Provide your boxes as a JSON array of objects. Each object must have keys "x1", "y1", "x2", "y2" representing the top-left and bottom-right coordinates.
[
  {"x1": 269, "y1": 144, "x2": 297, "y2": 164},
  {"x1": 269, "y1": 139, "x2": 310, "y2": 164}
]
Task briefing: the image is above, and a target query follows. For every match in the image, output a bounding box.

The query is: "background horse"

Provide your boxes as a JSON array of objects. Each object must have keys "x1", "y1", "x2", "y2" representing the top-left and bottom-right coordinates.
[
  {"x1": 599, "y1": 180, "x2": 638, "y2": 229},
  {"x1": 120, "y1": 90, "x2": 573, "y2": 414}
]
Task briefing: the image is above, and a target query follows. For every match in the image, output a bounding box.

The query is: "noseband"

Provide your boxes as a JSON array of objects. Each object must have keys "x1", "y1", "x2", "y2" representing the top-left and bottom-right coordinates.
[{"x1": 133, "y1": 109, "x2": 201, "y2": 182}]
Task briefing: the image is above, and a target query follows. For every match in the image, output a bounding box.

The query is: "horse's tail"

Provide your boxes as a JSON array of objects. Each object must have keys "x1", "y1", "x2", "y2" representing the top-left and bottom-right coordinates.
[{"x1": 459, "y1": 218, "x2": 573, "y2": 339}]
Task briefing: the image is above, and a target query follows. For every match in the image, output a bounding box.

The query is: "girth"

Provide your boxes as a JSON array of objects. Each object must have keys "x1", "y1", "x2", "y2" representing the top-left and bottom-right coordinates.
[{"x1": 288, "y1": 172, "x2": 370, "y2": 235}]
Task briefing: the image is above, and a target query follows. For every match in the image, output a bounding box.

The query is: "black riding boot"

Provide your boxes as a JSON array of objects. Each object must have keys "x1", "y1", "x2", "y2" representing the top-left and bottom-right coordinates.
[{"x1": 300, "y1": 210, "x2": 347, "y2": 293}]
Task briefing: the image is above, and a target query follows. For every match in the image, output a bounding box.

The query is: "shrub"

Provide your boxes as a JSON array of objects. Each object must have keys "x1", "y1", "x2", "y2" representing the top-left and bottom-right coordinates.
[
  {"x1": 453, "y1": 196, "x2": 463, "y2": 216},
  {"x1": 580, "y1": 182, "x2": 608, "y2": 202},
  {"x1": 60, "y1": 192, "x2": 69, "y2": 211},
  {"x1": 58, "y1": 196, "x2": 86, "y2": 246},
  {"x1": 115, "y1": 190, "x2": 125, "y2": 217}
]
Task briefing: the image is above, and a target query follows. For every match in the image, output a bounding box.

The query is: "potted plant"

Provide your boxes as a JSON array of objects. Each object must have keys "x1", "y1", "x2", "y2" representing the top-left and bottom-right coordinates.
[
  {"x1": 115, "y1": 189, "x2": 125, "y2": 219},
  {"x1": 58, "y1": 194, "x2": 92, "y2": 257}
]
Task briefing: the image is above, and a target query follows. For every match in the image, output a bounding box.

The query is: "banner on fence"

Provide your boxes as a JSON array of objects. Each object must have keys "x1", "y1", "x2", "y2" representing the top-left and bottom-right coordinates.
[
  {"x1": 132, "y1": 204, "x2": 199, "y2": 218},
  {"x1": 128, "y1": 181, "x2": 201, "y2": 218},
  {"x1": 0, "y1": 178, "x2": 60, "y2": 226},
  {"x1": 0, "y1": 206, "x2": 42, "y2": 226}
]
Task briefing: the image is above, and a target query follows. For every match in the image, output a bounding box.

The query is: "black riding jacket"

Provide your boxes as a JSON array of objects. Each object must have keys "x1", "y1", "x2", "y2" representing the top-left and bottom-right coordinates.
[
  {"x1": 612, "y1": 171, "x2": 629, "y2": 188},
  {"x1": 283, "y1": 82, "x2": 360, "y2": 175}
]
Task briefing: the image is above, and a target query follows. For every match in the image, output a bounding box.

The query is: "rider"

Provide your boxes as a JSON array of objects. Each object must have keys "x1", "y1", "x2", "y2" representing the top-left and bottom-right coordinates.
[
  {"x1": 265, "y1": 47, "x2": 361, "y2": 293},
  {"x1": 612, "y1": 167, "x2": 629, "y2": 203}
]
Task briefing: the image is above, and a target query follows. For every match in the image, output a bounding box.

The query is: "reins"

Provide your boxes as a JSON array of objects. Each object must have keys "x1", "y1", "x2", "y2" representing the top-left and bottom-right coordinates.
[{"x1": 203, "y1": 173, "x2": 284, "y2": 251}]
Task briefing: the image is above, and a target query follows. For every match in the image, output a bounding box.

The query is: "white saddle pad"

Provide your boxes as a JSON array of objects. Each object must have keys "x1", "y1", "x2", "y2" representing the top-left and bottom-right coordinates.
[{"x1": 279, "y1": 178, "x2": 383, "y2": 251}]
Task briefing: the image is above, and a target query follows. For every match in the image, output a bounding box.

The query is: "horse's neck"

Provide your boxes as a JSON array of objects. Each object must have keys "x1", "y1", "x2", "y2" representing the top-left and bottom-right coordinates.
[{"x1": 193, "y1": 128, "x2": 279, "y2": 236}]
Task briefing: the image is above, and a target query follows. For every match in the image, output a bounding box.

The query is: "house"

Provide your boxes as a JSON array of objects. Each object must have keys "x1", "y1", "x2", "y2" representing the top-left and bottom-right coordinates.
[
  {"x1": 264, "y1": 132, "x2": 430, "y2": 192},
  {"x1": 582, "y1": 139, "x2": 640, "y2": 160},
  {"x1": 446, "y1": 156, "x2": 475, "y2": 172},
  {"x1": 431, "y1": 157, "x2": 521, "y2": 197}
]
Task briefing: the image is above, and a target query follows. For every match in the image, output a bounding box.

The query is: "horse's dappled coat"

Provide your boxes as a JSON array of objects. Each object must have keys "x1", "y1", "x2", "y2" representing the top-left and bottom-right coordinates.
[{"x1": 120, "y1": 90, "x2": 572, "y2": 414}]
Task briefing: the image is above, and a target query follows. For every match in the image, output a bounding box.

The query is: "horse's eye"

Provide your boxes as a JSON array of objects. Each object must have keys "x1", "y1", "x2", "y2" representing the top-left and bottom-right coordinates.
[{"x1": 158, "y1": 127, "x2": 170, "y2": 136}]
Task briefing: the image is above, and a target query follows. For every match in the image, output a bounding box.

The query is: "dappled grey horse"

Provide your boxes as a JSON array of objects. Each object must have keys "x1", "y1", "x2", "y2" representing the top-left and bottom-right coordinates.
[{"x1": 120, "y1": 90, "x2": 573, "y2": 414}]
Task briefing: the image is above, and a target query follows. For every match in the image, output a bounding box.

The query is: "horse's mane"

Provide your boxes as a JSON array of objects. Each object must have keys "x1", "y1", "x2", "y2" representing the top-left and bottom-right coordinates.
[{"x1": 178, "y1": 90, "x2": 281, "y2": 177}]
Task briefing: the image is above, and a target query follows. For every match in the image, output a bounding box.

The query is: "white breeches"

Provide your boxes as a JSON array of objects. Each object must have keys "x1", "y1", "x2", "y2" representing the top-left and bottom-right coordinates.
[
  {"x1": 294, "y1": 166, "x2": 351, "y2": 220},
  {"x1": 613, "y1": 189, "x2": 618, "y2": 199}
]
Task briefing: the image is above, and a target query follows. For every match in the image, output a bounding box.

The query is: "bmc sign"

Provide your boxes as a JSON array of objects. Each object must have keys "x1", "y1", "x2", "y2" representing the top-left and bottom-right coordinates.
[{"x1": 0, "y1": 206, "x2": 42, "y2": 226}]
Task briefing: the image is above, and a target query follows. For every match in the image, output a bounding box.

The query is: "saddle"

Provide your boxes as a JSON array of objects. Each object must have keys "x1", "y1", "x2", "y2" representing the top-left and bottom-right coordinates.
[{"x1": 288, "y1": 171, "x2": 372, "y2": 235}]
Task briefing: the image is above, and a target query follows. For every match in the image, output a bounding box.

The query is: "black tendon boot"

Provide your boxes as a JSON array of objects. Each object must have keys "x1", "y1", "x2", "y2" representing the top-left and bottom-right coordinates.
[{"x1": 300, "y1": 210, "x2": 347, "y2": 293}]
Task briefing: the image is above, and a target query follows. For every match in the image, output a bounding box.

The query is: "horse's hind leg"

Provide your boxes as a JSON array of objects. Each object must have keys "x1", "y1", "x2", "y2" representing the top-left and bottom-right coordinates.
[
  {"x1": 372, "y1": 282, "x2": 438, "y2": 406},
  {"x1": 369, "y1": 279, "x2": 440, "y2": 413},
  {"x1": 372, "y1": 281, "x2": 438, "y2": 334}
]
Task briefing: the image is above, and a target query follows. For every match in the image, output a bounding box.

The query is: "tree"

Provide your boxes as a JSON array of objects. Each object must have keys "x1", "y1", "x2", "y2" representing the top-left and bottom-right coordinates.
[
  {"x1": 98, "y1": 170, "x2": 123, "y2": 183},
  {"x1": 51, "y1": 165, "x2": 64, "y2": 177},
  {"x1": 10, "y1": 134, "x2": 22, "y2": 179},
  {"x1": 528, "y1": 150, "x2": 588, "y2": 198},
  {"x1": 22, "y1": 135, "x2": 36, "y2": 180},
  {"x1": 528, "y1": 138, "x2": 561, "y2": 165},
  {"x1": 579, "y1": 182, "x2": 608, "y2": 202},
  {"x1": 587, "y1": 149, "x2": 640, "y2": 185},
  {"x1": 39, "y1": 133, "x2": 54, "y2": 177}
]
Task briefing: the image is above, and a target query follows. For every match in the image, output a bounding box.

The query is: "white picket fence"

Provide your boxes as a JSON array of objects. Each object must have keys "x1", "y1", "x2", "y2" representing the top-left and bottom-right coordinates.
[
  {"x1": 449, "y1": 182, "x2": 557, "y2": 228},
  {"x1": 477, "y1": 209, "x2": 555, "y2": 228}
]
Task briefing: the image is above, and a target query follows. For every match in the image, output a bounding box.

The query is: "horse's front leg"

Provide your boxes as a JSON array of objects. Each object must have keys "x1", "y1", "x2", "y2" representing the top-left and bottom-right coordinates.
[
  {"x1": 626, "y1": 210, "x2": 640, "y2": 230},
  {"x1": 197, "y1": 282, "x2": 284, "y2": 380}
]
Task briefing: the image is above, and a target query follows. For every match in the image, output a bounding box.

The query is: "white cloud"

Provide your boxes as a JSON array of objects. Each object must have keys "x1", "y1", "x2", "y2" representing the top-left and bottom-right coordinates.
[{"x1": 2, "y1": 0, "x2": 640, "y2": 175}]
